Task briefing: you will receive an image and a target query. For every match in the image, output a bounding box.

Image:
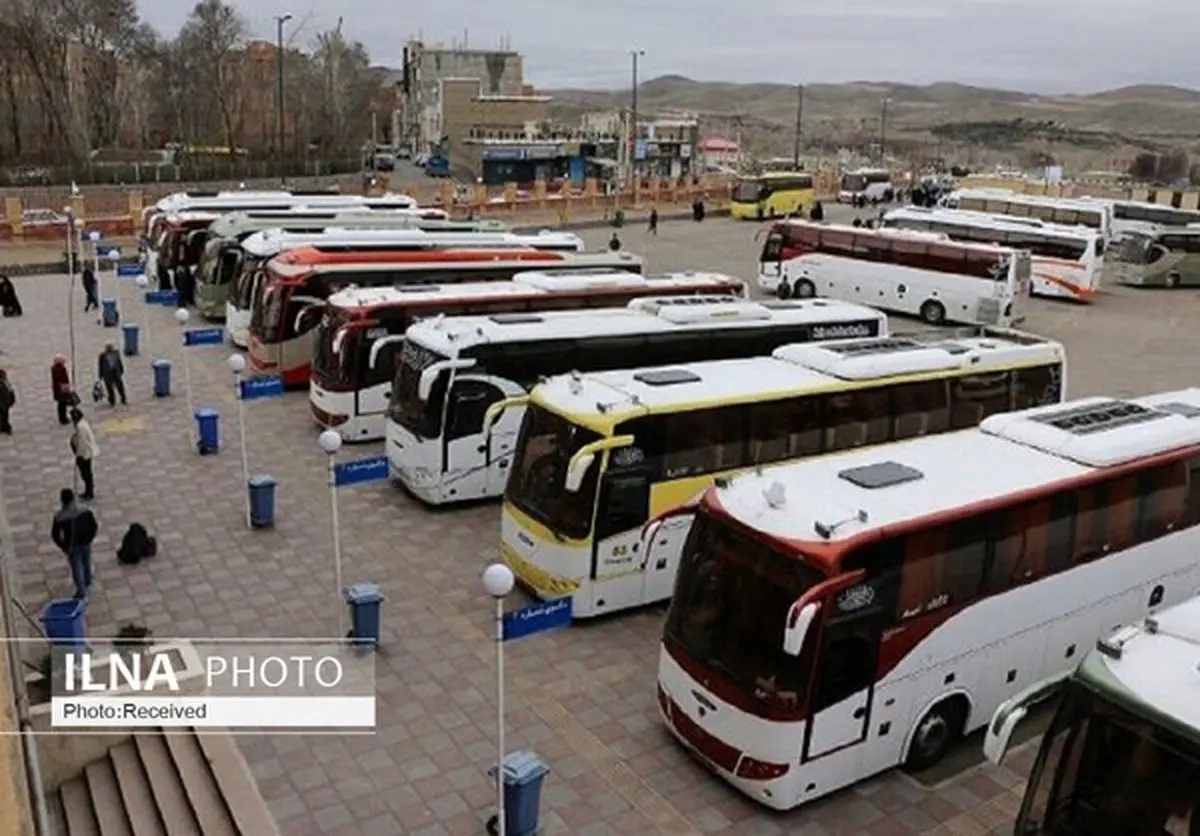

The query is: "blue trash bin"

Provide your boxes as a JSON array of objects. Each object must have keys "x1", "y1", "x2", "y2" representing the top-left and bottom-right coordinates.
[
  {"x1": 101, "y1": 298, "x2": 119, "y2": 327},
  {"x1": 194, "y1": 408, "x2": 219, "y2": 455},
  {"x1": 490, "y1": 751, "x2": 549, "y2": 836},
  {"x1": 247, "y1": 475, "x2": 277, "y2": 528},
  {"x1": 152, "y1": 360, "x2": 171, "y2": 397},
  {"x1": 41, "y1": 598, "x2": 88, "y2": 649},
  {"x1": 344, "y1": 584, "x2": 384, "y2": 646},
  {"x1": 121, "y1": 323, "x2": 139, "y2": 357}
]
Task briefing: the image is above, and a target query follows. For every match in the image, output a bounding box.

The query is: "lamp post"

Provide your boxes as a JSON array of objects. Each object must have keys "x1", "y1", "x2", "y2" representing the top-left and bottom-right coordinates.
[
  {"x1": 174, "y1": 308, "x2": 193, "y2": 431},
  {"x1": 134, "y1": 275, "x2": 150, "y2": 353},
  {"x1": 481, "y1": 563, "x2": 515, "y2": 836},
  {"x1": 64, "y1": 207, "x2": 78, "y2": 383},
  {"x1": 880, "y1": 97, "x2": 892, "y2": 164},
  {"x1": 275, "y1": 13, "x2": 293, "y2": 185},
  {"x1": 628, "y1": 49, "x2": 644, "y2": 187},
  {"x1": 228, "y1": 354, "x2": 252, "y2": 528},
  {"x1": 318, "y1": 429, "x2": 345, "y2": 638}
]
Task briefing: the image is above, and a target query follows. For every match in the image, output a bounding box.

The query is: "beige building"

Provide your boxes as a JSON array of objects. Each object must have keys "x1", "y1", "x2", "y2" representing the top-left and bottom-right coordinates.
[{"x1": 438, "y1": 78, "x2": 551, "y2": 174}]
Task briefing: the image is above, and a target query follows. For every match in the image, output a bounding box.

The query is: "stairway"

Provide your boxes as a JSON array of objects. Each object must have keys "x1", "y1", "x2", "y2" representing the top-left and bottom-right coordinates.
[{"x1": 51, "y1": 729, "x2": 278, "y2": 836}]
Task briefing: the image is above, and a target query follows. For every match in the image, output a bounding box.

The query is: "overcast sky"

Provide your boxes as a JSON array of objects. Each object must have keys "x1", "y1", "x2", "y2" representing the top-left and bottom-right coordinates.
[{"x1": 137, "y1": 0, "x2": 1200, "y2": 93}]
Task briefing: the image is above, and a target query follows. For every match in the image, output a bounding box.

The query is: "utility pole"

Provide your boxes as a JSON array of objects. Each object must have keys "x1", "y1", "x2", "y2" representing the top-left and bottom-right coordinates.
[
  {"x1": 792, "y1": 84, "x2": 804, "y2": 170},
  {"x1": 629, "y1": 49, "x2": 644, "y2": 186},
  {"x1": 880, "y1": 96, "x2": 891, "y2": 164},
  {"x1": 275, "y1": 13, "x2": 293, "y2": 185}
]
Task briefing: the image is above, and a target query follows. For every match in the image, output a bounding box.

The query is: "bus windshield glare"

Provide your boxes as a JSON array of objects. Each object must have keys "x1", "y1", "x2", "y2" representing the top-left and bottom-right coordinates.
[
  {"x1": 1020, "y1": 682, "x2": 1200, "y2": 835},
  {"x1": 505, "y1": 406, "x2": 601, "y2": 540},
  {"x1": 664, "y1": 513, "x2": 825, "y2": 707},
  {"x1": 388, "y1": 342, "x2": 450, "y2": 438}
]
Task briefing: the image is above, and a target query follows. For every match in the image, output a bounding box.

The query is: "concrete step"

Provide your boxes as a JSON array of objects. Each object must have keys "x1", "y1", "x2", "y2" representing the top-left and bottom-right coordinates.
[
  {"x1": 163, "y1": 733, "x2": 238, "y2": 836},
  {"x1": 84, "y1": 759, "x2": 133, "y2": 836},
  {"x1": 194, "y1": 732, "x2": 280, "y2": 836},
  {"x1": 133, "y1": 735, "x2": 200, "y2": 836},
  {"x1": 109, "y1": 741, "x2": 167, "y2": 836},
  {"x1": 59, "y1": 777, "x2": 99, "y2": 836}
]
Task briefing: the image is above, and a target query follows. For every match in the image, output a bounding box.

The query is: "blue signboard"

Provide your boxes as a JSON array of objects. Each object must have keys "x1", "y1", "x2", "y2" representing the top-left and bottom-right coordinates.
[
  {"x1": 502, "y1": 598, "x2": 573, "y2": 642},
  {"x1": 238, "y1": 375, "x2": 284, "y2": 401},
  {"x1": 333, "y1": 455, "x2": 388, "y2": 488},
  {"x1": 144, "y1": 290, "x2": 179, "y2": 305},
  {"x1": 182, "y1": 327, "x2": 225, "y2": 347},
  {"x1": 117, "y1": 264, "x2": 143, "y2": 277},
  {"x1": 634, "y1": 140, "x2": 648, "y2": 161}
]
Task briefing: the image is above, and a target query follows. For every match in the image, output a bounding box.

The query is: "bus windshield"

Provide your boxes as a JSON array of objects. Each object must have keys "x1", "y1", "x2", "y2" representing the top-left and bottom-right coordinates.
[
  {"x1": 664, "y1": 513, "x2": 825, "y2": 706},
  {"x1": 734, "y1": 180, "x2": 764, "y2": 203},
  {"x1": 252, "y1": 283, "x2": 288, "y2": 343},
  {"x1": 232, "y1": 258, "x2": 267, "y2": 308},
  {"x1": 312, "y1": 309, "x2": 359, "y2": 391},
  {"x1": 1020, "y1": 681, "x2": 1200, "y2": 835},
  {"x1": 841, "y1": 174, "x2": 867, "y2": 192},
  {"x1": 505, "y1": 406, "x2": 601, "y2": 540},
  {"x1": 388, "y1": 341, "x2": 449, "y2": 438}
]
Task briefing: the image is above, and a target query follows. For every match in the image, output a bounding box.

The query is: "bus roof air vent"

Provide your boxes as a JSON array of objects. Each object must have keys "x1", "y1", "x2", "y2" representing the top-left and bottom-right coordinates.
[
  {"x1": 656, "y1": 300, "x2": 772, "y2": 325},
  {"x1": 775, "y1": 337, "x2": 965, "y2": 380},
  {"x1": 1156, "y1": 402, "x2": 1200, "y2": 419},
  {"x1": 838, "y1": 461, "x2": 924, "y2": 490},
  {"x1": 1030, "y1": 400, "x2": 1166, "y2": 435},
  {"x1": 489, "y1": 313, "x2": 543, "y2": 325},
  {"x1": 627, "y1": 294, "x2": 740, "y2": 314},
  {"x1": 633, "y1": 369, "x2": 701, "y2": 387},
  {"x1": 821, "y1": 338, "x2": 921, "y2": 357}
]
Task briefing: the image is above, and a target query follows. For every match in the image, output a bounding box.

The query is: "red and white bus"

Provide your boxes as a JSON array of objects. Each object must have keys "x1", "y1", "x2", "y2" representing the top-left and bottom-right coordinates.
[
  {"x1": 656, "y1": 389, "x2": 1200, "y2": 810},
  {"x1": 311, "y1": 270, "x2": 749, "y2": 442},
  {"x1": 757, "y1": 220, "x2": 1031, "y2": 326},
  {"x1": 249, "y1": 247, "x2": 644, "y2": 386}
]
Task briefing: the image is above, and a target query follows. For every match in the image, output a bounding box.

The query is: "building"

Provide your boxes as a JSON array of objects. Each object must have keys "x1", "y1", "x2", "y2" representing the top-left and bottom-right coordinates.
[
  {"x1": 595, "y1": 110, "x2": 700, "y2": 181},
  {"x1": 698, "y1": 137, "x2": 740, "y2": 170}
]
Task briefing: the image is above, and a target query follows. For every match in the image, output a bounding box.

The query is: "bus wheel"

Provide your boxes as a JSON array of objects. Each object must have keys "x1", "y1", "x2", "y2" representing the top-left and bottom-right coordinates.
[
  {"x1": 919, "y1": 300, "x2": 946, "y2": 325},
  {"x1": 793, "y1": 279, "x2": 816, "y2": 299},
  {"x1": 905, "y1": 698, "x2": 967, "y2": 772},
  {"x1": 1166, "y1": 272, "x2": 1181, "y2": 288},
  {"x1": 776, "y1": 281, "x2": 792, "y2": 299}
]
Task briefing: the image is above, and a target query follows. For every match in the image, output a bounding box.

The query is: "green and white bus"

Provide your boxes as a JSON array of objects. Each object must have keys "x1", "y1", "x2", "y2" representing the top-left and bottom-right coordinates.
[
  {"x1": 985, "y1": 596, "x2": 1200, "y2": 835},
  {"x1": 1114, "y1": 227, "x2": 1200, "y2": 289}
]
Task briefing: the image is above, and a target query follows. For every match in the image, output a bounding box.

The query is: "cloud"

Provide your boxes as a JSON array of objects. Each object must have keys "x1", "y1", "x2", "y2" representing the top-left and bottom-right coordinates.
[{"x1": 137, "y1": 0, "x2": 1200, "y2": 93}]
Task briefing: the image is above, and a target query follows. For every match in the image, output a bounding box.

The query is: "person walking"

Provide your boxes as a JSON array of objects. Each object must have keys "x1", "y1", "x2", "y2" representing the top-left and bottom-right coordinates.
[
  {"x1": 97, "y1": 343, "x2": 127, "y2": 407},
  {"x1": 0, "y1": 275, "x2": 22, "y2": 317},
  {"x1": 809, "y1": 201, "x2": 825, "y2": 222},
  {"x1": 51, "y1": 488, "x2": 98, "y2": 599},
  {"x1": 609, "y1": 232, "x2": 622, "y2": 251},
  {"x1": 51, "y1": 355, "x2": 73, "y2": 425},
  {"x1": 0, "y1": 369, "x2": 14, "y2": 435},
  {"x1": 69, "y1": 408, "x2": 98, "y2": 500},
  {"x1": 647, "y1": 208, "x2": 658, "y2": 236},
  {"x1": 81, "y1": 265, "x2": 99, "y2": 312}
]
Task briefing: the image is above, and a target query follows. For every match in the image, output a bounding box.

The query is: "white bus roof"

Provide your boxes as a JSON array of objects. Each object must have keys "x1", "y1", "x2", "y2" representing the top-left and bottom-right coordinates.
[
  {"x1": 153, "y1": 190, "x2": 418, "y2": 211},
  {"x1": 271, "y1": 250, "x2": 645, "y2": 279},
  {"x1": 533, "y1": 328, "x2": 1063, "y2": 424},
  {"x1": 240, "y1": 228, "x2": 581, "y2": 258},
  {"x1": 165, "y1": 211, "x2": 222, "y2": 224},
  {"x1": 206, "y1": 207, "x2": 450, "y2": 236},
  {"x1": 883, "y1": 206, "x2": 1099, "y2": 241},
  {"x1": 405, "y1": 296, "x2": 884, "y2": 355},
  {"x1": 711, "y1": 388, "x2": 1200, "y2": 547},
  {"x1": 952, "y1": 189, "x2": 1108, "y2": 212},
  {"x1": 843, "y1": 167, "x2": 890, "y2": 175},
  {"x1": 1081, "y1": 596, "x2": 1200, "y2": 739},
  {"x1": 780, "y1": 220, "x2": 1017, "y2": 254}
]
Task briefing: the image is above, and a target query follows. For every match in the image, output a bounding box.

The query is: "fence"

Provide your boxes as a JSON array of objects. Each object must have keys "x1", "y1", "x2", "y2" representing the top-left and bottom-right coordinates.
[{"x1": 1, "y1": 158, "x2": 363, "y2": 190}]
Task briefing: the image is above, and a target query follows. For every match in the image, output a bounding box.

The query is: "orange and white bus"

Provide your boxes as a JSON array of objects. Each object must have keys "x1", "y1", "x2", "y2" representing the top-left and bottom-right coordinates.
[
  {"x1": 657, "y1": 389, "x2": 1200, "y2": 810},
  {"x1": 249, "y1": 247, "x2": 644, "y2": 386}
]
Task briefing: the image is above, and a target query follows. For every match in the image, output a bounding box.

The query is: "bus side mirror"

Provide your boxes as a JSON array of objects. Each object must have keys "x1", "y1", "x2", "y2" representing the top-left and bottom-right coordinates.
[
  {"x1": 564, "y1": 454, "x2": 595, "y2": 493},
  {"x1": 416, "y1": 358, "x2": 475, "y2": 402},
  {"x1": 483, "y1": 395, "x2": 530, "y2": 438},
  {"x1": 782, "y1": 601, "x2": 819, "y2": 657},
  {"x1": 983, "y1": 706, "x2": 1025, "y2": 766},
  {"x1": 368, "y1": 336, "x2": 406, "y2": 370}
]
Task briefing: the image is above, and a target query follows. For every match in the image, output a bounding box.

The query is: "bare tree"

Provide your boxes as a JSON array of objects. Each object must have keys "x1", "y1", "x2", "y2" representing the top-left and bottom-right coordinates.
[
  {"x1": 310, "y1": 22, "x2": 375, "y2": 158},
  {"x1": 178, "y1": 0, "x2": 246, "y2": 150}
]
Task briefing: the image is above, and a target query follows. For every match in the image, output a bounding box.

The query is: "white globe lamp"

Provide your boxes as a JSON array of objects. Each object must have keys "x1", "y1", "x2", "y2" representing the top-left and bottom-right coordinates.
[
  {"x1": 134, "y1": 274, "x2": 148, "y2": 289},
  {"x1": 173, "y1": 307, "x2": 189, "y2": 326},
  {"x1": 226, "y1": 353, "x2": 246, "y2": 374},
  {"x1": 482, "y1": 563, "x2": 515, "y2": 599},
  {"x1": 317, "y1": 429, "x2": 342, "y2": 456}
]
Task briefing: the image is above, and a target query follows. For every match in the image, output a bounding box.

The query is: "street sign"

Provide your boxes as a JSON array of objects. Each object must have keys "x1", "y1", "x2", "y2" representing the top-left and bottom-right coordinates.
[
  {"x1": 333, "y1": 455, "x2": 388, "y2": 488},
  {"x1": 117, "y1": 264, "x2": 143, "y2": 277},
  {"x1": 144, "y1": 290, "x2": 179, "y2": 305},
  {"x1": 104, "y1": 248, "x2": 121, "y2": 261},
  {"x1": 502, "y1": 598, "x2": 572, "y2": 642},
  {"x1": 239, "y1": 375, "x2": 284, "y2": 401},
  {"x1": 182, "y1": 327, "x2": 225, "y2": 347},
  {"x1": 635, "y1": 140, "x2": 648, "y2": 161}
]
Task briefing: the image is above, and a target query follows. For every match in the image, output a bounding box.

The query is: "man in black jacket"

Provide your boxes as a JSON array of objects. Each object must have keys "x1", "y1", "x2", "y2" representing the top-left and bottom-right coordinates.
[{"x1": 51, "y1": 488, "x2": 98, "y2": 598}]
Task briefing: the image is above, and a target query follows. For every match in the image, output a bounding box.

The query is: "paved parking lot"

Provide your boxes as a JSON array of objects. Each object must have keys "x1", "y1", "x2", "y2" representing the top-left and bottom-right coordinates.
[{"x1": 3, "y1": 212, "x2": 1199, "y2": 835}]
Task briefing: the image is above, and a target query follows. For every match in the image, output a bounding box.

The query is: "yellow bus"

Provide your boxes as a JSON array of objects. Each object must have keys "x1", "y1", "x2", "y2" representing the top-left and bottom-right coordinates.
[
  {"x1": 498, "y1": 328, "x2": 1066, "y2": 619},
  {"x1": 730, "y1": 172, "x2": 815, "y2": 220}
]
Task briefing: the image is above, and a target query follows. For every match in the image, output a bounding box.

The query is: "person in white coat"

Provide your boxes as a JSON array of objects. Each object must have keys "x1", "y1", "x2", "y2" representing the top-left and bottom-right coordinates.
[{"x1": 69, "y1": 408, "x2": 98, "y2": 500}]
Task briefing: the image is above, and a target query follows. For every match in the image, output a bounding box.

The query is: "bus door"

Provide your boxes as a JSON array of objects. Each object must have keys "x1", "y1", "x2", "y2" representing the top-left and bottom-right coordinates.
[
  {"x1": 442, "y1": 375, "x2": 506, "y2": 501},
  {"x1": 591, "y1": 449, "x2": 653, "y2": 610},
  {"x1": 803, "y1": 586, "x2": 888, "y2": 760},
  {"x1": 483, "y1": 384, "x2": 526, "y2": 497}
]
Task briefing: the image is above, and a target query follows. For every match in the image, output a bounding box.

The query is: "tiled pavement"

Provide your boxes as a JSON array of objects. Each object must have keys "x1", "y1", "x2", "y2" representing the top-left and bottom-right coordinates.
[{"x1": 3, "y1": 218, "x2": 1200, "y2": 834}]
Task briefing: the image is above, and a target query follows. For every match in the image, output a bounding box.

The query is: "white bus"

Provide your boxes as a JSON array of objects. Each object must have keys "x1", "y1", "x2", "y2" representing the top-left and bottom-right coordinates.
[
  {"x1": 388, "y1": 296, "x2": 887, "y2": 504},
  {"x1": 758, "y1": 220, "x2": 1031, "y2": 326},
  {"x1": 838, "y1": 168, "x2": 893, "y2": 204},
  {"x1": 1110, "y1": 199, "x2": 1200, "y2": 240},
  {"x1": 985, "y1": 598, "x2": 1200, "y2": 835},
  {"x1": 315, "y1": 272, "x2": 750, "y2": 442},
  {"x1": 500, "y1": 328, "x2": 1065, "y2": 617},
  {"x1": 942, "y1": 189, "x2": 1113, "y2": 242},
  {"x1": 224, "y1": 228, "x2": 582, "y2": 349},
  {"x1": 656, "y1": 389, "x2": 1200, "y2": 811},
  {"x1": 881, "y1": 205, "x2": 1105, "y2": 302},
  {"x1": 141, "y1": 189, "x2": 418, "y2": 237}
]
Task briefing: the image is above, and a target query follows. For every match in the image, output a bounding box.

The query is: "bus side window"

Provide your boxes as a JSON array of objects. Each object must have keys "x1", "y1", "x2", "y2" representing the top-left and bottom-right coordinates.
[
  {"x1": 1012, "y1": 364, "x2": 1062, "y2": 410},
  {"x1": 949, "y1": 372, "x2": 1011, "y2": 429},
  {"x1": 1101, "y1": 475, "x2": 1140, "y2": 552},
  {"x1": 445, "y1": 380, "x2": 503, "y2": 441},
  {"x1": 1138, "y1": 462, "x2": 1189, "y2": 541},
  {"x1": 662, "y1": 406, "x2": 745, "y2": 478},
  {"x1": 818, "y1": 229, "x2": 854, "y2": 258},
  {"x1": 966, "y1": 249, "x2": 1001, "y2": 280},
  {"x1": 615, "y1": 417, "x2": 665, "y2": 480},
  {"x1": 928, "y1": 243, "x2": 968, "y2": 275},
  {"x1": 982, "y1": 509, "x2": 1027, "y2": 593},
  {"x1": 595, "y1": 472, "x2": 651, "y2": 541},
  {"x1": 1071, "y1": 484, "x2": 1106, "y2": 564},
  {"x1": 890, "y1": 380, "x2": 950, "y2": 440},
  {"x1": 896, "y1": 524, "x2": 986, "y2": 617},
  {"x1": 1185, "y1": 459, "x2": 1200, "y2": 525},
  {"x1": 747, "y1": 396, "x2": 822, "y2": 465}
]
